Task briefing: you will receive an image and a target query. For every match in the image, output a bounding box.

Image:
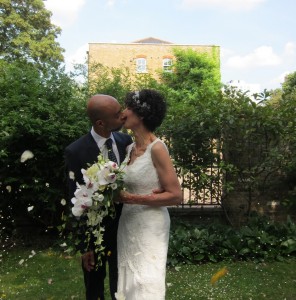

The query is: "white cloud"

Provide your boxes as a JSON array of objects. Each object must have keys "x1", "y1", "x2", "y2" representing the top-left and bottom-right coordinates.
[
  {"x1": 180, "y1": 0, "x2": 266, "y2": 11},
  {"x1": 284, "y1": 42, "x2": 296, "y2": 56},
  {"x1": 106, "y1": 0, "x2": 116, "y2": 7},
  {"x1": 44, "y1": 0, "x2": 86, "y2": 27},
  {"x1": 65, "y1": 43, "x2": 89, "y2": 69},
  {"x1": 225, "y1": 46, "x2": 281, "y2": 69},
  {"x1": 227, "y1": 79, "x2": 261, "y2": 94}
]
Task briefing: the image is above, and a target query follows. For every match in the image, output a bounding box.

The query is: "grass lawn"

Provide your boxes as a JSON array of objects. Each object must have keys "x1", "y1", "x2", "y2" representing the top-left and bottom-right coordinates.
[{"x1": 0, "y1": 247, "x2": 295, "y2": 300}]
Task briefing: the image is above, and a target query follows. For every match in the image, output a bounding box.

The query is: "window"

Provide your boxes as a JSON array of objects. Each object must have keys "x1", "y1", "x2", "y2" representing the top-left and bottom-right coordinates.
[
  {"x1": 136, "y1": 58, "x2": 147, "y2": 73},
  {"x1": 163, "y1": 58, "x2": 173, "y2": 72}
]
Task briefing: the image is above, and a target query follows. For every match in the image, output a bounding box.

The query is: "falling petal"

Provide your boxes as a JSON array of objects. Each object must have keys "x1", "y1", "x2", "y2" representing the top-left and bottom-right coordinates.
[
  {"x1": 48, "y1": 278, "x2": 53, "y2": 284},
  {"x1": 19, "y1": 259, "x2": 25, "y2": 265},
  {"x1": 20, "y1": 150, "x2": 34, "y2": 163},
  {"x1": 61, "y1": 199, "x2": 66, "y2": 206},
  {"x1": 69, "y1": 171, "x2": 75, "y2": 180},
  {"x1": 6, "y1": 186, "x2": 12, "y2": 193},
  {"x1": 27, "y1": 206, "x2": 34, "y2": 212},
  {"x1": 210, "y1": 267, "x2": 228, "y2": 285}
]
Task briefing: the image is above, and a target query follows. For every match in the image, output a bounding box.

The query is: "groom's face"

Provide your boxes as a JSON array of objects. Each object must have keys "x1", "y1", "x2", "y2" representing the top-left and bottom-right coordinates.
[{"x1": 102, "y1": 102, "x2": 124, "y2": 132}]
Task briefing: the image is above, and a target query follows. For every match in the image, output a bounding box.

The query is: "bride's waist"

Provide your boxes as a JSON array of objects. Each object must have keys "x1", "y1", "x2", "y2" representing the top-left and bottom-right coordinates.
[{"x1": 122, "y1": 204, "x2": 168, "y2": 213}]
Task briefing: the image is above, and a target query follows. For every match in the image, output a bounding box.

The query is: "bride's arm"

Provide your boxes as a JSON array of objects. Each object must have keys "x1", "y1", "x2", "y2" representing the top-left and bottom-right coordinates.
[{"x1": 119, "y1": 142, "x2": 182, "y2": 206}]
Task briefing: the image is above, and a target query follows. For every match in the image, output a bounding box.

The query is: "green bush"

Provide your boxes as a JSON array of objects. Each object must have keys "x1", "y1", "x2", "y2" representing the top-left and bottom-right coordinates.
[
  {"x1": 168, "y1": 214, "x2": 296, "y2": 266},
  {"x1": 0, "y1": 61, "x2": 89, "y2": 236}
]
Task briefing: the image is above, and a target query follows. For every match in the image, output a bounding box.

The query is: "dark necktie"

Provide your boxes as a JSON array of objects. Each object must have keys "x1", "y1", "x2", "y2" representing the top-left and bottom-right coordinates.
[{"x1": 105, "y1": 138, "x2": 118, "y2": 164}]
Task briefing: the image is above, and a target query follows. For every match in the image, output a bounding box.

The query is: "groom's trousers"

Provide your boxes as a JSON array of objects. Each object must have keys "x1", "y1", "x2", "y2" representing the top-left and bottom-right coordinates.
[{"x1": 83, "y1": 246, "x2": 118, "y2": 300}]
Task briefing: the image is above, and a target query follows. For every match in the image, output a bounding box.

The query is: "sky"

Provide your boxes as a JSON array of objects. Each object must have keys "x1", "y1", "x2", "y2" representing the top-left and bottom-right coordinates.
[{"x1": 44, "y1": 0, "x2": 296, "y2": 93}]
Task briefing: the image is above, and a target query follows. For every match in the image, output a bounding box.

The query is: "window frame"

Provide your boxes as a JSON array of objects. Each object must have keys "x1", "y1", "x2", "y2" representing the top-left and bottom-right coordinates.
[
  {"x1": 136, "y1": 57, "x2": 147, "y2": 73},
  {"x1": 163, "y1": 58, "x2": 173, "y2": 72}
]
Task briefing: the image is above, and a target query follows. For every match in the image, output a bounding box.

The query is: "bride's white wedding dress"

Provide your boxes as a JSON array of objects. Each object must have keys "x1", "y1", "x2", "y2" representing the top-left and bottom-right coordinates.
[{"x1": 116, "y1": 139, "x2": 170, "y2": 300}]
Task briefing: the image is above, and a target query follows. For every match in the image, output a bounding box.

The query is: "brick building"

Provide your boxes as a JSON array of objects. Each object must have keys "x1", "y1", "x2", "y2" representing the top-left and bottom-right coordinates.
[{"x1": 88, "y1": 37, "x2": 220, "y2": 79}]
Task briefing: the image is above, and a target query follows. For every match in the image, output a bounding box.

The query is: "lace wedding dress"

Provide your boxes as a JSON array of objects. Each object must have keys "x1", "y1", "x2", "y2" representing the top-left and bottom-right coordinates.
[{"x1": 116, "y1": 139, "x2": 170, "y2": 300}]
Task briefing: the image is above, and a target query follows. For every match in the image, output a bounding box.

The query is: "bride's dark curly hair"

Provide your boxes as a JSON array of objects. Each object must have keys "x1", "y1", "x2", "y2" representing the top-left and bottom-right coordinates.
[{"x1": 124, "y1": 89, "x2": 167, "y2": 132}]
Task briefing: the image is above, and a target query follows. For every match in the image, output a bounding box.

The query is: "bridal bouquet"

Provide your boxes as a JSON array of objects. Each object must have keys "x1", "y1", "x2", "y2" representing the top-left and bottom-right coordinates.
[{"x1": 70, "y1": 155, "x2": 125, "y2": 265}]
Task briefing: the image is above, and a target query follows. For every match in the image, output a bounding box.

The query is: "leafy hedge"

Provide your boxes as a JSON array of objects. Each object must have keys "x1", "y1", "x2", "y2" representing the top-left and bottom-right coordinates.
[
  {"x1": 0, "y1": 61, "x2": 89, "y2": 236},
  {"x1": 168, "y1": 214, "x2": 296, "y2": 266}
]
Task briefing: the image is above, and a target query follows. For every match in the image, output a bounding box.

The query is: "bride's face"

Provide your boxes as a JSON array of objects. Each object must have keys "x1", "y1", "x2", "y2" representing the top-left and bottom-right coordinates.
[{"x1": 122, "y1": 108, "x2": 141, "y2": 130}]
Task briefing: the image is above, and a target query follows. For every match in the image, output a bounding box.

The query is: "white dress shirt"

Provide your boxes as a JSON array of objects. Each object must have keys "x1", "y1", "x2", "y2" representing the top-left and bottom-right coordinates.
[{"x1": 90, "y1": 127, "x2": 120, "y2": 163}]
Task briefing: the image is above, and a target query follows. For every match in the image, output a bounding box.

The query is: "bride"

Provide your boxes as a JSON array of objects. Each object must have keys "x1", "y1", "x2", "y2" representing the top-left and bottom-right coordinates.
[{"x1": 115, "y1": 89, "x2": 182, "y2": 300}]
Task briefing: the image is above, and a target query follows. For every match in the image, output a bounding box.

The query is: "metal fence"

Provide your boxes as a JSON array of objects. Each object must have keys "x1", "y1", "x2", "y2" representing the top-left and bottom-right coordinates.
[{"x1": 179, "y1": 165, "x2": 222, "y2": 208}]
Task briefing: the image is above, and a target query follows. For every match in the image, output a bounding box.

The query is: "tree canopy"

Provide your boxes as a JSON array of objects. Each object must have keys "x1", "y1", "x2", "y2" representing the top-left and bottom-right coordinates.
[{"x1": 0, "y1": 0, "x2": 64, "y2": 68}]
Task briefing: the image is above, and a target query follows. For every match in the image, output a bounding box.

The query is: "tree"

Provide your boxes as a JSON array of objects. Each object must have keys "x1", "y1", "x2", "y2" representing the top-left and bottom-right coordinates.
[
  {"x1": 282, "y1": 71, "x2": 296, "y2": 97},
  {"x1": 276, "y1": 71, "x2": 296, "y2": 212},
  {"x1": 0, "y1": 0, "x2": 64, "y2": 68},
  {"x1": 159, "y1": 48, "x2": 223, "y2": 204}
]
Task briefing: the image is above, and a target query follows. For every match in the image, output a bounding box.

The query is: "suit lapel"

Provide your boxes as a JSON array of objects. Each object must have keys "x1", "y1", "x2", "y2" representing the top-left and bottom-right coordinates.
[{"x1": 85, "y1": 132, "x2": 101, "y2": 164}]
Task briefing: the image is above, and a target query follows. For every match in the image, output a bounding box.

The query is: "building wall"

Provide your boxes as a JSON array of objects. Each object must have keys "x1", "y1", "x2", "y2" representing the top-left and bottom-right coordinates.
[{"x1": 88, "y1": 42, "x2": 220, "y2": 78}]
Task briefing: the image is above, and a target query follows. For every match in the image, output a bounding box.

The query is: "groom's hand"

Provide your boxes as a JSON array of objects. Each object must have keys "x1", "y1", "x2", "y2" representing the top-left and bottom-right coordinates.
[{"x1": 82, "y1": 251, "x2": 95, "y2": 272}]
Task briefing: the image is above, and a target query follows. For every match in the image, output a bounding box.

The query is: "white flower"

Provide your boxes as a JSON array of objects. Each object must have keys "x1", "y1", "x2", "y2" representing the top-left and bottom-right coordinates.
[
  {"x1": 71, "y1": 204, "x2": 85, "y2": 217},
  {"x1": 19, "y1": 259, "x2": 25, "y2": 265},
  {"x1": 82, "y1": 168, "x2": 91, "y2": 186},
  {"x1": 72, "y1": 184, "x2": 94, "y2": 203},
  {"x1": 110, "y1": 183, "x2": 117, "y2": 190},
  {"x1": 106, "y1": 161, "x2": 119, "y2": 170},
  {"x1": 6, "y1": 185, "x2": 11, "y2": 193},
  {"x1": 97, "y1": 167, "x2": 117, "y2": 185},
  {"x1": 93, "y1": 193, "x2": 104, "y2": 202},
  {"x1": 71, "y1": 185, "x2": 93, "y2": 217},
  {"x1": 71, "y1": 197, "x2": 93, "y2": 217},
  {"x1": 60, "y1": 199, "x2": 66, "y2": 206},
  {"x1": 20, "y1": 150, "x2": 34, "y2": 163}
]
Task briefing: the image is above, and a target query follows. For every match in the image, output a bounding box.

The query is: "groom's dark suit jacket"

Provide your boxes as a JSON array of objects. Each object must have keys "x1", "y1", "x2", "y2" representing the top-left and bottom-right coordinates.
[{"x1": 65, "y1": 131, "x2": 133, "y2": 253}]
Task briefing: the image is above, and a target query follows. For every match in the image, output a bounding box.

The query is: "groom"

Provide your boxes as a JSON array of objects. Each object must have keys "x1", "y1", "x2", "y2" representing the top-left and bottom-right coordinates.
[{"x1": 65, "y1": 94, "x2": 133, "y2": 300}]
